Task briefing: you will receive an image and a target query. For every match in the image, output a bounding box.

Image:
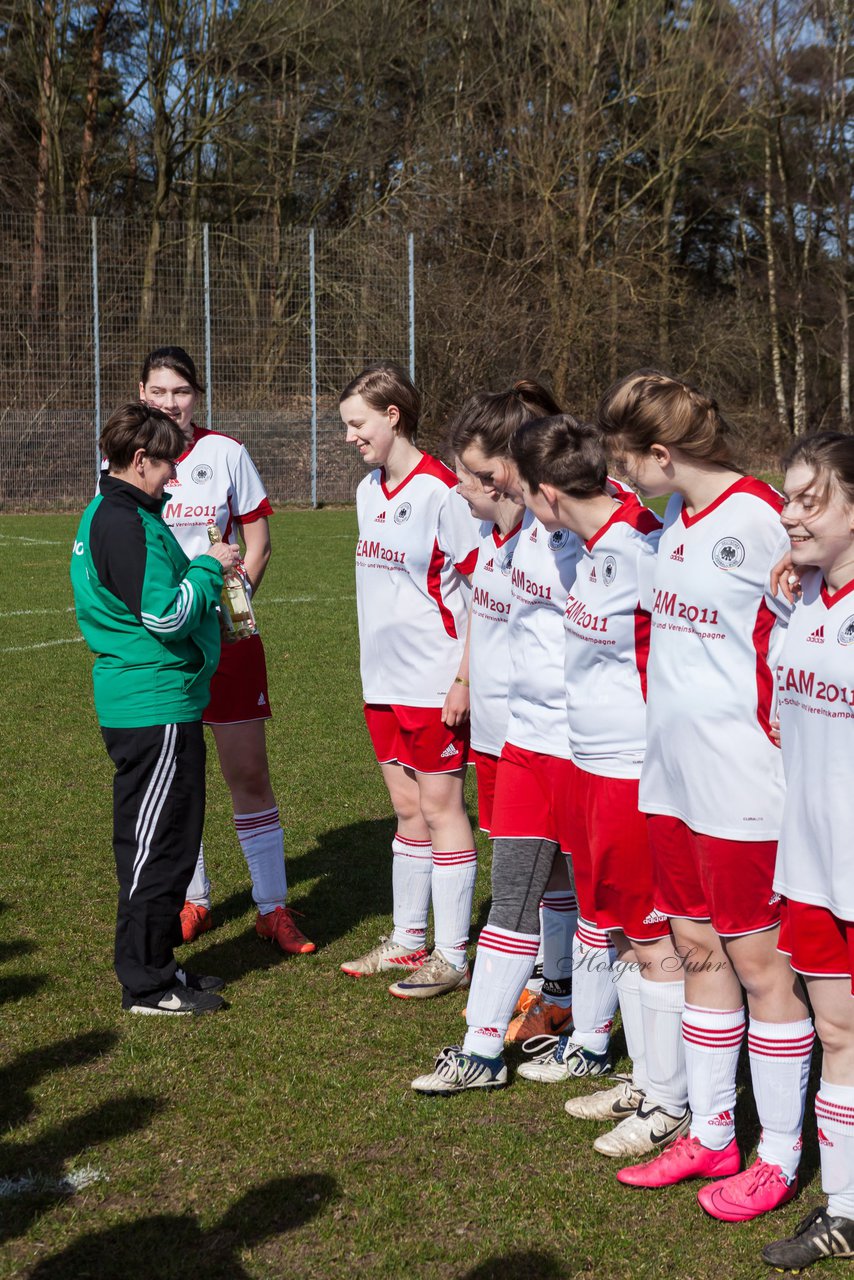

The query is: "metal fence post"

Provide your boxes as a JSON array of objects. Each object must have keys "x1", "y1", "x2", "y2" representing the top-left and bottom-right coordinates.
[
  {"x1": 407, "y1": 232, "x2": 415, "y2": 383},
  {"x1": 309, "y1": 228, "x2": 318, "y2": 508},
  {"x1": 91, "y1": 217, "x2": 101, "y2": 469},
  {"x1": 203, "y1": 223, "x2": 213, "y2": 431}
]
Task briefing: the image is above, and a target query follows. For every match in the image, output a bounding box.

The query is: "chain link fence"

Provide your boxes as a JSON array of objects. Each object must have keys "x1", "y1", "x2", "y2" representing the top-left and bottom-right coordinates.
[{"x1": 0, "y1": 213, "x2": 414, "y2": 510}]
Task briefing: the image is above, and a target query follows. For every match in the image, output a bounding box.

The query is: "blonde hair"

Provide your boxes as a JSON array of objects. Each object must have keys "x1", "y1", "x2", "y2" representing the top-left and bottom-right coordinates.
[{"x1": 596, "y1": 369, "x2": 739, "y2": 468}]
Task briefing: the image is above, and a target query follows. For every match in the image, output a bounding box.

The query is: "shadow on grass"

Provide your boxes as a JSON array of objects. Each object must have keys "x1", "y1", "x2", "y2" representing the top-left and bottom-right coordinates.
[
  {"x1": 458, "y1": 1252, "x2": 567, "y2": 1280},
  {"x1": 28, "y1": 1172, "x2": 340, "y2": 1279},
  {"x1": 0, "y1": 1030, "x2": 118, "y2": 1133},
  {"x1": 0, "y1": 899, "x2": 49, "y2": 1005}
]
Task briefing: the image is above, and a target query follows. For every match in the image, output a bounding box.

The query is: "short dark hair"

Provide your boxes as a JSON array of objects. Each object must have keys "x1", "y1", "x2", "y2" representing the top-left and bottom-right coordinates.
[
  {"x1": 140, "y1": 345, "x2": 205, "y2": 394},
  {"x1": 509, "y1": 414, "x2": 608, "y2": 497},
  {"x1": 100, "y1": 403, "x2": 186, "y2": 471},
  {"x1": 339, "y1": 361, "x2": 420, "y2": 440},
  {"x1": 448, "y1": 380, "x2": 562, "y2": 460}
]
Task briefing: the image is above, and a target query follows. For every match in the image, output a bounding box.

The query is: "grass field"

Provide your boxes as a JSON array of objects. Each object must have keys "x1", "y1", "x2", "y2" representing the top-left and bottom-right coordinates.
[{"x1": 0, "y1": 509, "x2": 813, "y2": 1279}]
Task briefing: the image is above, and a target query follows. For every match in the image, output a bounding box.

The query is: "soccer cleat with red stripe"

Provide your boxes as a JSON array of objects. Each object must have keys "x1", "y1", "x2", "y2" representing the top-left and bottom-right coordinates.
[
  {"x1": 340, "y1": 936, "x2": 428, "y2": 977},
  {"x1": 697, "y1": 1157, "x2": 797, "y2": 1222},
  {"x1": 256, "y1": 906, "x2": 316, "y2": 955},
  {"x1": 505, "y1": 997, "x2": 573, "y2": 1044},
  {"x1": 180, "y1": 901, "x2": 213, "y2": 944},
  {"x1": 616, "y1": 1134, "x2": 741, "y2": 1188}
]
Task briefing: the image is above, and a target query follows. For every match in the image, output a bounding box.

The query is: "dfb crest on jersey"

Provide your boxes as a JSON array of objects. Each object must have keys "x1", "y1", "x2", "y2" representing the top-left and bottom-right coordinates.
[
  {"x1": 191, "y1": 463, "x2": 213, "y2": 484},
  {"x1": 603, "y1": 555, "x2": 617, "y2": 585},
  {"x1": 499, "y1": 555, "x2": 513, "y2": 576},
  {"x1": 837, "y1": 614, "x2": 854, "y2": 646},
  {"x1": 712, "y1": 537, "x2": 745, "y2": 570},
  {"x1": 549, "y1": 529, "x2": 569, "y2": 550},
  {"x1": 394, "y1": 501, "x2": 412, "y2": 524}
]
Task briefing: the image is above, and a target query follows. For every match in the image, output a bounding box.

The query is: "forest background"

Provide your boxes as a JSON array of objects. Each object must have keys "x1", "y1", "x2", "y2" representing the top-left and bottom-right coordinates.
[{"x1": 2, "y1": 0, "x2": 852, "y2": 480}]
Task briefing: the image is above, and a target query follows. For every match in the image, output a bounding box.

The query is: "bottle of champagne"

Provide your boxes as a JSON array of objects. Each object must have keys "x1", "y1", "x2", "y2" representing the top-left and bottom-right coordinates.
[{"x1": 206, "y1": 524, "x2": 257, "y2": 639}]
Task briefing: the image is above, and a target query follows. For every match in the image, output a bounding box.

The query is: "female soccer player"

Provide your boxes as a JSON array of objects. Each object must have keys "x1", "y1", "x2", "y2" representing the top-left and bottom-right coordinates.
[
  {"x1": 72, "y1": 403, "x2": 239, "y2": 1014},
  {"x1": 760, "y1": 433, "x2": 854, "y2": 1270},
  {"x1": 140, "y1": 347, "x2": 315, "y2": 956},
  {"x1": 339, "y1": 361, "x2": 479, "y2": 999},
  {"x1": 596, "y1": 371, "x2": 813, "y2": 1223},
  {"x1": 412, "y1": 405, "x2": 622, "y2": 1096},
  {"x1": 506, "y1": 415, "x2": 690, "y2": 1160}
]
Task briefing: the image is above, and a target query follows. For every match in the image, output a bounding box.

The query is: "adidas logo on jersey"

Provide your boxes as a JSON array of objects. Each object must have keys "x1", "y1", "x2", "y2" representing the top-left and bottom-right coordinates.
[
  {"x1": 374, "y1": 511, "x2": 386, "y2": 523},
  {"x1": 670, "y1": 544, "x2": 685, "y2": 561},
  {"x1": 589, "y1": 567, "x2": 597, "y2": 582},
  {"x1": 807, "y1": 624, "x2": 825, "y2": 643},
  {"x1": 530, "y1": 527, "x2": 538, "y2": 542},
  {"x1": 483, "y1": 557, "x2": 494, "y2": 572},
  {"x1": 439, "y1": 743, "x2": 459, "y2": 759}
]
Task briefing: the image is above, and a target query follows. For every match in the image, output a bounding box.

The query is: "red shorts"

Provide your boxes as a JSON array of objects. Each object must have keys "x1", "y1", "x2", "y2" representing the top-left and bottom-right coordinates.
[
  {"x1": 778, "y1": 898, "x2": 854, "y2": 995},
  {"x1": 364, "y1": 704, "x2": 469, "y2": 774},
  {"x1": 470, "y1": 749, "x2": 499, "y2": 833},
  {"x1": 561, "y1": 762, "x2": 670, "y2": 942},
  {"x1": 204, "y1": 633, "x2": 272, "y2": 725},
  {"x1": 647, "y1": 815, "x2": 780, "y2": 938},
  {"x1": 490, "y1": 743, "x2": 566, "y2": 843}
]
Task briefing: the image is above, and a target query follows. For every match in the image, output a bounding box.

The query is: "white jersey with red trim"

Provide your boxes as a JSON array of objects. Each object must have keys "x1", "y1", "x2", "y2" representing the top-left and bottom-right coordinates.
[
  {"x1": 505, "y1": 510, "x2": 581, "y2": 759},
  {"x1": 564, "y1": 494, "x2": 662, "y2": 779},
  {"x1": 355, "y1": 454, "x2": 478, "y2": 707},
  {"x1": 774, "y1": 569, "x2": 854, "y2": 917},
  {"x1": 162, "y1": 425, "x2": 273, "y2": 558},
  {"x1": 469, "y1": 518, "x2": 523, "y2": 756},
  {"x1": 641, "y1": 476, "x2": 790, "y2": 840}
]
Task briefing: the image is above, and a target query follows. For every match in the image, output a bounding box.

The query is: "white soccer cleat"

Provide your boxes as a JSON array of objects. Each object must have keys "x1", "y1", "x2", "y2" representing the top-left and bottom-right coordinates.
[
  {"x1": 388, "y1": 950, "x2": 470, "y2": 999},
  {"x1": 411, "y1": 1046, "x2": 508, "y2": 1095},
  {"x1": 340, "y1": 936, "x2": 428, "y2": 977},
  {"x1": 563, "y1": 1077, "x2": 645, "y2": 1121},
  {"x1": 516, "y1": 1035, "x2": 611, "y2": 1083},
  {"x1": 592, "y1": 1101, "x2": 691, "y2": 1158}
]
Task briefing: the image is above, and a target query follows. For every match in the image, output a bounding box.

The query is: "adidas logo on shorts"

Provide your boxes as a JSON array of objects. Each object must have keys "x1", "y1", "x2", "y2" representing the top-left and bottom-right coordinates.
[
  {"x1": 670, "y1": 544, "x2": 685, "y2": 561},
  {"x1": 440, "y1": 743, "x2": 459, "y2": 759},
  {"x1": 807, "y1": 625, "x2": 825, "y2": 643},
  {"x1": 768, "y1": 892, "x2": 781, "y2": 906},
  {"x1": 257, "y1": 693, "x2": 266, "y2": 706},
  {"x1": 642, "y1": 908, "x2": 668, "y2": 925}
]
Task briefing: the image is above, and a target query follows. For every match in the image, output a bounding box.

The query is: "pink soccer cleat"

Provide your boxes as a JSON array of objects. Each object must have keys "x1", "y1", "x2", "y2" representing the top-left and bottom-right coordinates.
[
  {"x1": 697, "y1": 1157, "x2": 798, "y2": 1222},
  {"x1": 616, "y1": 1134, "x2": 741, "y2": 1188}
]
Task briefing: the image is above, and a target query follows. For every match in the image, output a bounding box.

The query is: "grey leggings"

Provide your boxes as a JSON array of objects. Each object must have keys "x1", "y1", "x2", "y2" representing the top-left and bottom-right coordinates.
[{"x1": 487, "y1": 837, "x2": 570, "y2": 935}]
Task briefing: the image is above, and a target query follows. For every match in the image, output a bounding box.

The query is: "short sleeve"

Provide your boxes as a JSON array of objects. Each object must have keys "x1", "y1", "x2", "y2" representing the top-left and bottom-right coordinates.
[
  {"x1": 232, "y1": 446, "x2": 273, "y2": 522},
  {"x1": 437, "y1": 486, "x2": 479, "y2": 574}
]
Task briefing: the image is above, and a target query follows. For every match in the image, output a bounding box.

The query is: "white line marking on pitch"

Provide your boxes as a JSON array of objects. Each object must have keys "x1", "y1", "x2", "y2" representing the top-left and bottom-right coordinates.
[
  {"x1": 0, "y1": 637, "x2": 85, "y2": 654},
  {"x1": 0, "y1": 606, "x2": 76, "y2": 618},
  {"x1": 0, "y1": 535, "x2": 65, "y2": 546},
  {"x1": 0, "y1": 1165, "x2": 107, "y2": 1197}
]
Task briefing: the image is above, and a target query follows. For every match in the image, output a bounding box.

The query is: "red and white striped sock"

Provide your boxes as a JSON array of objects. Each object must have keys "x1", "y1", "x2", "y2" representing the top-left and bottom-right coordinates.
[
  {"x1": 570, "y1": 919, "x2": 617, "y2": 1054},
  {"x1": 463, "y1": 925, "x2": 539, "y2": 1058},
  {"x1": 391, "y1": 833, "x2": 432, "y2": 950},
  {"x1": 683, "y1": 1003, "x2": 745, "y2": 1149},
  {"x1": 234, "y1": 808, "x2": 287, "y2": 914},
  {"x1": 750, "y1": 1017, "x2": 814, "y2": 1180},
  {"x1": 432, "y1": 847, "x2": 477, "y2": 968},
  {"x1": 541, "y1": 890, "x2": 577, "y2": 1005},
  {"x1": 816, "y1": 1079, "x2": 854, "y2": 1220}
]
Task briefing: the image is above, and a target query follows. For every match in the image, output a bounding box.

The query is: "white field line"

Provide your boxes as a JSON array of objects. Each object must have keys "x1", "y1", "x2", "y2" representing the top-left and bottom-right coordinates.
[
  {"x1": 0, "y1": 637, "x2": 85, "y2": 654},
  {"x1": 0, "y1": 606, "x2": 76, "y2": 618},
  {"x1": 0, "y1": 1165, "x2": 107, "y2": 1198},
  {"x1": 0, "y1": 535, "x2": 66, "y2": 546},
  {"x1": 0, "y1": 597, "x2": 354, "y2": 622}
]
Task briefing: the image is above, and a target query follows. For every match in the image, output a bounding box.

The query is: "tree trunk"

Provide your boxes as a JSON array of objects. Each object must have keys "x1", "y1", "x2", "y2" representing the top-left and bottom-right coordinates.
[
  {"x1": 75, "y1": 0, "x2": 116, "y2": 216},
  {"x1": 763, "y1": 134, "x2": 789, "y2": 430}
]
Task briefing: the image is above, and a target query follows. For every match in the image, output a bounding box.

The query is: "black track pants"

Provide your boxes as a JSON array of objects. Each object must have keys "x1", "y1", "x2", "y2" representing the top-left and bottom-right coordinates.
[{"x1": 101, "y1": 721, "x2": 205, "y2": 998}]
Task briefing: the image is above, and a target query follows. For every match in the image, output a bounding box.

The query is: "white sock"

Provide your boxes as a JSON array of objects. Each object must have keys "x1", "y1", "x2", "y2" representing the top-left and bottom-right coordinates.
[
  {"x1": 463, "y1": 925, "x2": 538, "y2": 1058},
  {"x1": 525, "y1": 903, "x2": 545, "y2": 994},
  {"x1": 639, "y1": 976, "x2": 687, "y2": 1115},
  {"x1": 749, "y1": 1017, "x2": 814, "y2": 1180},
  {"x1": 570, "y1": 919, "x2": 617, "y2": 1054},
  {"x1": 432, "y1": 847, "x2": 477, "y2": 968},
  {"x1": 683, "y1": 1003, "x2": 744, "y2": 1149},
  {"x1": 391, "y1": 834, "x2": 432, "y2": 949},
  {"x1": 540, "y1": 890, "x2": 577, "y2": 1007},
  {"x1": 614, "y1": 960, "x2": 648, "y2": 1093},
  {"x1": 234, "y1": 808, "x2": 287, "y2": 913},
  {"x1": 184, "y1": 842, "x2": 211, "y2": 908},
  {"x1": 816, "y1": 1079, "x2": 854, "y2": 1219}
]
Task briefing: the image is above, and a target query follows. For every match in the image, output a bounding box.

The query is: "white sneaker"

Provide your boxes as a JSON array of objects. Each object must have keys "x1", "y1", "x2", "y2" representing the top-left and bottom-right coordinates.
[
  {"x1": 340, "y1": 936, "x2": 428, "y2": 977},
  {"x1": 564, "y1": 1077, "x2": 645, "y2": 1120},
  {"x1": 516, "y1": 1035, "x2": 611, "y2": 1083},
  {"x1": 411, "y1": 1046, "x2": 508, "y2": 1094},
  {"x1": 388, "y1": 950, "x2": 470, "y2": 1000},
  {"x1": 592, "y1": 1101, "x2": 691, "y2": 1158}
]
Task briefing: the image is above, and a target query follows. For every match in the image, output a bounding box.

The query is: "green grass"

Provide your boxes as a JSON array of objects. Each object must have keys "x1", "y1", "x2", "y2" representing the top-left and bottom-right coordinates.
[{"x1": 0, "y1": 510, "x2": 807, "y2": 1279}]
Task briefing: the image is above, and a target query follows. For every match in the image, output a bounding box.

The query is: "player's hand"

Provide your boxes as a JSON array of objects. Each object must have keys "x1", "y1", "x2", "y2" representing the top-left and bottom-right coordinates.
[
  {"x1": 771, "y1": 553, "x2": 800, "y2": 602},
  {"x1": 769, "y1": 717, "x2": 781, "y2": 748},
  {"x1": 442, "y1": 681, "x2": 470, "y2": 728},
  {"x1": 203, "y1": 542, "x2": 241, "y2": 572}
]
